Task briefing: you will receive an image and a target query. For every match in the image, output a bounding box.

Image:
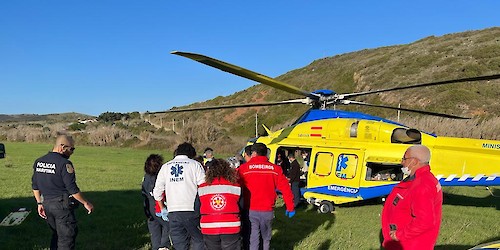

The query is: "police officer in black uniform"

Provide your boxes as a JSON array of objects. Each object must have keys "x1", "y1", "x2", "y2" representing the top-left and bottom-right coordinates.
[{"x1": 32, "y1": 134, "x2": 94, "y2": 250}]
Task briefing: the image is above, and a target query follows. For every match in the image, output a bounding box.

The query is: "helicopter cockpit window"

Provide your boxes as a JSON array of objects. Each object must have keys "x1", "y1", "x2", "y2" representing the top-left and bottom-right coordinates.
[
  {"x1": 313, "y1": 152, "x2": 334, "y2": 176},
  {"x1": 335, "y1": 154, "x2": 358, "y2": 179},
  {"x1": 391, "y1": 128, "x2": 422, "y2": 144}
]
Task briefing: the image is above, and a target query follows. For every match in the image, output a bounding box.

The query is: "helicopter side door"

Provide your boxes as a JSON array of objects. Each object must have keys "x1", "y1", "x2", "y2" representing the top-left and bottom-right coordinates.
[{"x1": 305, "y1": 147, "x2": 365, "y2": 204}]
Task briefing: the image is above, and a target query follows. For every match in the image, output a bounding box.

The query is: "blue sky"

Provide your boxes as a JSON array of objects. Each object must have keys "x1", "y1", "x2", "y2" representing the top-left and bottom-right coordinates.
[{"x1": 1, "y1": 1, "x2": 499, "y2": 116}]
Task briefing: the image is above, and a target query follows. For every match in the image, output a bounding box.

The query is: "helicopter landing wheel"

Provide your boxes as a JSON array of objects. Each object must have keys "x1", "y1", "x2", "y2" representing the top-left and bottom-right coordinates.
[{"x1": 317, "y1": 201, "x2": 334, "y2": 214}]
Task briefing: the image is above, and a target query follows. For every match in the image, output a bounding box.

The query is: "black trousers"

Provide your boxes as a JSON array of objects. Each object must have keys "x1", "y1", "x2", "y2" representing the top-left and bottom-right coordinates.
[
  {"x1": 168, "y1": 211, "x2": 204, "y2": 250},
  {"x1": 291, "y1": 181, "x2": 301, "y2": 208},
  {"x1": 203, "y1": 233, "x2": 241, "y2": 250},
  {"x1": 240, "y1": 209, "x2": 250, "y2": 250},
  {"x1": 43, "y1": 197, "x2": 78, "y2": 250},
  {"x1": 147, "y1": 216, "x2": 171, "y2": 250}
]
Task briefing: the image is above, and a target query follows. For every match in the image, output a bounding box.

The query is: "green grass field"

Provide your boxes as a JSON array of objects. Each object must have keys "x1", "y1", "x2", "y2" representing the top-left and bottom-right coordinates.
[{"x1": 0, "y1": 142, "x2": 498, "y2": 249}]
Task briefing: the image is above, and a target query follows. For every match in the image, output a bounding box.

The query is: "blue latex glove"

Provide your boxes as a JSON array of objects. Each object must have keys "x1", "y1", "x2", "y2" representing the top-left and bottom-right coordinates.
[
  {"x1": 161, "y1": 207, "x2": 169, "y2": 221},
  {"x1": 285, "y1": 210, "x2": 296, "y2": 218}
]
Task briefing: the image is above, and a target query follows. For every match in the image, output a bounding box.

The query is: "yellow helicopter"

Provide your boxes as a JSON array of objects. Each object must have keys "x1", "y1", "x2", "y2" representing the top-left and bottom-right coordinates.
[{"x1": 155, "y1": 51, "x2": 500, "y2": 213}]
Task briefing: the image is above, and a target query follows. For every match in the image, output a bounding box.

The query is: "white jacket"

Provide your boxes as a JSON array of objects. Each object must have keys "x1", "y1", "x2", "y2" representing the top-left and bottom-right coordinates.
[{"x1": 153, "y1": 155, "x2": 206, "y2": 212}]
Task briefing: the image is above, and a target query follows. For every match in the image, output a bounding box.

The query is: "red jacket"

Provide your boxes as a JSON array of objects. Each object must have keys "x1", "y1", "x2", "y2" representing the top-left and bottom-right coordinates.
[
  {"x1": 198, "y1": 177, "x2": 241, "y2": 235},
  {"x1": 237, "y1": 156, "x2": 295, "y2": 212},
  {"x1": 381, "y1": 166, "x2": 443, "y2": 250}
]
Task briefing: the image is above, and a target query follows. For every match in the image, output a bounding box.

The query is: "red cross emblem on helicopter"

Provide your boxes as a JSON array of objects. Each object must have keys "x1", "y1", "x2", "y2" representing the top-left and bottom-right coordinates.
[{"x1": 210, "y1": 194, "x2": 226, "y2": 210}]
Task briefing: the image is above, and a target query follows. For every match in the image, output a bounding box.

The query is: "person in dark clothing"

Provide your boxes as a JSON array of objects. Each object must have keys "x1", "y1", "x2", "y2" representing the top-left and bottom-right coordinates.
[
  {"x1": 243, "y1": 145, "x2": 252, "y2": 163},
  {"x1": 287, "y1": 154, "x2": 302, "y2": 208},
  {"x1": 193, "y1": 155, "x2": 206, "y2": 171},
  {"x1": 240, "y1": 145, "x2": 253, "y2": 250},
  {"x1": 142, "y1": 154, "x2": 172, "y2": 250},
  {"x1": 203, "y1": 147, "x2": 215, "y2": 170},
  {"x1": 32, "y1": 135, "x2": 94, "y2": 250},
  {"x1": 276, "y1": 150, "x2": 290, "y2": 177}
]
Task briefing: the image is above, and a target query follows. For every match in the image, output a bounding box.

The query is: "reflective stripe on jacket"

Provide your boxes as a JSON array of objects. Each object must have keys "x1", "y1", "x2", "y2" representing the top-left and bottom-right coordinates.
[{"x1": 198, "y1": 177, "x2": 241, "y2": 235}]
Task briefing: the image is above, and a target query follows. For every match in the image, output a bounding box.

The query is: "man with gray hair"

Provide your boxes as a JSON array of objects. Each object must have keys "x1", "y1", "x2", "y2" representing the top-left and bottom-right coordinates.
[{"x1": 381, "y1": 145, "x2": 443, "y2": 250}]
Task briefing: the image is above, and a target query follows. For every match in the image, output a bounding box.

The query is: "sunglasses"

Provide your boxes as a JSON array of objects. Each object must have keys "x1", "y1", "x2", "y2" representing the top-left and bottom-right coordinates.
[{"x1": 61, "y1": 144, "x2": 76, "y2": 151}]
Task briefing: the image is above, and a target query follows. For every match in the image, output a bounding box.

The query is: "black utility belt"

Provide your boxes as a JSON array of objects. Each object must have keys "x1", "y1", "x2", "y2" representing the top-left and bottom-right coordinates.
[
  {"x1": 43, "y1": 194, "x2": 67, "y2": 202},
  {"x1": 43, "y1": 194, "x2": 80, "y2": 209}
]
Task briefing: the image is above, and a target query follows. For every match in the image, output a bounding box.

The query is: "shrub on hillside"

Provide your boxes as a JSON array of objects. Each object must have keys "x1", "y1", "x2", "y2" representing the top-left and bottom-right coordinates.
[
  {"x1": 68, "y1": 122, "x2": 87, "y2": 131},
  {"x1": 87, "y1": 126, "x2": 134, "y2": 146},
  {"x1": 2, "y1": 125, "x2": 51, "y2": 142},
  {"x1": 98, "y1": 112, "x2": 130, "y2": 122},
  {"x1": 179, "y1": 119, "x2": 224, "y2": 144}
]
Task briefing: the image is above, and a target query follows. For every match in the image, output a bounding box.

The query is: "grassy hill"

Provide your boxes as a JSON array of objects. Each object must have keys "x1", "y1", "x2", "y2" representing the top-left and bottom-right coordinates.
[{"x1": 155, "y1": 27, "x2": 500, "y2": 138}]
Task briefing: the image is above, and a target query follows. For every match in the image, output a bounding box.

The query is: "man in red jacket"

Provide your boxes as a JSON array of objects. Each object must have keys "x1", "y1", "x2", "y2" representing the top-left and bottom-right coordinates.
[
  {"x1": 381, "y1": 145, "x2": 443, "y2": 250},
  {"x1": 238, "y1": 143, "x2": 295, "y2": 250}
]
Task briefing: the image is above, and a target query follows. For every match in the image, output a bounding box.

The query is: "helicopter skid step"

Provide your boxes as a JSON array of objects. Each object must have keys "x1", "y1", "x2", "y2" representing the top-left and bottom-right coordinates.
[{"x1": 304, "y1": 192, "x2": 362, "y2": 208}]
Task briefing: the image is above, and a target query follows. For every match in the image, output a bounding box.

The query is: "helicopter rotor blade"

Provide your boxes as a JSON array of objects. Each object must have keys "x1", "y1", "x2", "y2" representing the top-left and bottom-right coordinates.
[
  {"x1": 171, "y1": 51, "x2": 318, "y2": 99},
  {"x1": 343, "y1": 74, "x2": 500, "y2": 98},
  {"x1": 149, "y1": 99, "x2": 307, "y2": 114},
  {"x1": 340, "y1": 100, "x2": 470, "y2": 119}
]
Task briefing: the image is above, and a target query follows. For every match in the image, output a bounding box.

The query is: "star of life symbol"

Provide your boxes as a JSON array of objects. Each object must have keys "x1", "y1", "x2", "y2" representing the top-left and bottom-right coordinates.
[
  {"x1": 171, "y1": 164, "x2": 183, "y2": 177},
  {"x1": 210, "y1": 194, "x2": 227, "y2": 210},
  {"x1": 336, "y1": 155, "x2": 349, "y2": 179}
]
